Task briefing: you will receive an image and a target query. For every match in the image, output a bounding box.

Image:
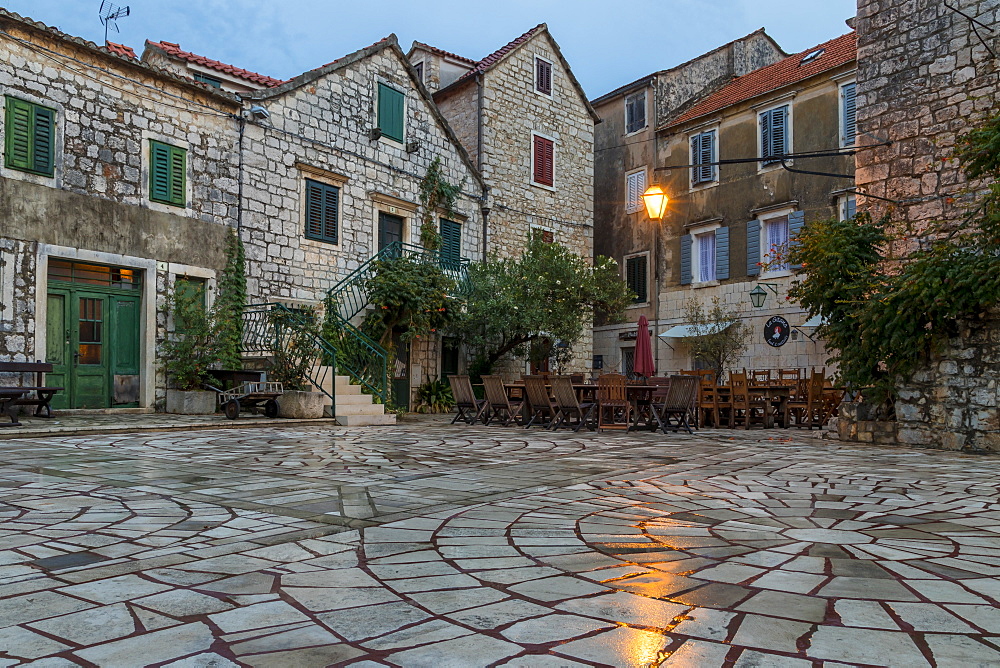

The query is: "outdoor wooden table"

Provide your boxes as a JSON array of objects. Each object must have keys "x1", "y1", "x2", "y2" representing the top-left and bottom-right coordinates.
[{"x1": 748, "y1": 384, "x2": 795, "y2": 428}]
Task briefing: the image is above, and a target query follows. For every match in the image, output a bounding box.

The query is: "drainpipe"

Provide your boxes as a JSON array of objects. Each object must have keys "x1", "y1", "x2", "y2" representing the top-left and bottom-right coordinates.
[
  {"x1": 477, "y1": 73, "x2": 488, "y2": 258},
  {"x1": 237, "y1": 114, "x2": 245, "y2": 235}
]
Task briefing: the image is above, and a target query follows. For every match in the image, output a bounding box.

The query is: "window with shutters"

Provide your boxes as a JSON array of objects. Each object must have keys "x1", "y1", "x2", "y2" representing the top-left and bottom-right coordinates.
[
  {"x1": 304, "y1": 179, "x2": 339, "y2": 244},
  {"x1": 840, "y1": 81, "x2": 857, "y2": 147},
  {"x1": 762, "y1": 214, "x2": 790, "y2": 273},
  {"x1": 690, "y1": 130, "x2": 717, "y2": 188},
  {"x1": 148, "y1": 140, "x2": 186, "y2": 207},
  {"x1": 377, "y1": 83, "x2": 405, "y2": 143},
  {"x1": 625, "y1": 91, "x2": 646, "y2": 135},
  {"x1": 625, "y1": 169, "x2": 646, "y2": 213},
  {"x1": 4, "y1": 97, "x2": 56, "y2": 177},
  {"x1": 624, "y1": 254, "x2": 648, "y2": 304},
  {"x1": 839, "y1": 194, "x2": 857, "y2": 221},
  {"x1": 535, "y1": 56, "x2": 553, "y2": 96},
  {"x1": 531, "y1": 134, "x2": 555, "y2": 187},
  {"x1": 758, "y1": 104, "x2": 790, "y2": 168},
  {"x1": 693, "y1": 230, "x2": 717, "y2": 283},
  {"x1": 439, "y1": 218, "x2": 462, "y2": 270}
]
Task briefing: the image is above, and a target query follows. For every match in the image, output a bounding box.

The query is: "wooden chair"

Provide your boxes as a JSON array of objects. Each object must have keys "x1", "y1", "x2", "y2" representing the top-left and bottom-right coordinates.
[
  {"x1": 569, "y1": 374, "x2": 585, "y2": 384},
  {"x1": 550, "y1": 376, "x2": 595, "y2": 432},
  {"x1": 481, "y1": 375, "x2": 523, "y2": 426},
  {"x1": 596, "y1": 373, "x2": 631, "y2": 432},
  {"x1": 698, "y1": 376, "x2": 731, "y2": 428},
  {"x1": 749, "y1": 369, "x2": 773, "y2": 386},
  {"x1": 653, "y1": 375, "x2": 699, "y2": 434},
  {"x1": 778, "y1": 368, "x2": 801, "y2": 385},
  {"x1": 447, "y1": 375, "x2": 488, "y2": 425},
  {"x1": 788, "y1": 371, "x2": 828, "y2": 429},
  {"x1": 523, "y1": 375, "x2": 557, "y2": 428},
  {"x1": 730, "y1": 372, "x2": 767, "y2": 429}
]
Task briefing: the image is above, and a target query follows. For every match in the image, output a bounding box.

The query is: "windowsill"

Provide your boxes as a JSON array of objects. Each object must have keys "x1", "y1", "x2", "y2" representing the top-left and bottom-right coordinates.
[
  {"x1": 302, "y1": 236, "x2": 339, "y2": 247},
  {"x1": 530, "y1": 180, "x2": 556, "y2": 192},
  {"x1": 692, "y1": 280, "x2": 720, "y2": 288},
  {"x1": 689, "y1": 180, "x2": 720, "y2": 193},
  {"x1": 760, "y1": 269, "x2": 792, "y2": 279},
  {"x1": 624, "y1": 126, "x2": 648, "y2": 138},
  {"x1": 626, "y1": 207, "x2": 643, "y2": 215},
  {"x1": 758, "y1": 161, "x2": 792, "y2": 174},
  {"x1": 534, "y1": 89, "x2": 553, "y2": 99},
  {"x1": 626, "y1": 301, "x2": 651, "y2": 309},
  {"x1": 149, "y1": 199, "x2": 186, "y2": 209}
]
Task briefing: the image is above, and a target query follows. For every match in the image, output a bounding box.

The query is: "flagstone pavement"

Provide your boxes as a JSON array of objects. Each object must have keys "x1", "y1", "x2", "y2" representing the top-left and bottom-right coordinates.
[{"x1": 2, "y1": 417, "x2": 1000, "y2": 667}]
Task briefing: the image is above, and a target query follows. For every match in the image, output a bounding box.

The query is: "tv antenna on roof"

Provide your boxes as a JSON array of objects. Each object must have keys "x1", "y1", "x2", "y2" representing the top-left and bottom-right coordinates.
[{"x1": 99, "y1": 1, "x2": 130, "y2": 46}]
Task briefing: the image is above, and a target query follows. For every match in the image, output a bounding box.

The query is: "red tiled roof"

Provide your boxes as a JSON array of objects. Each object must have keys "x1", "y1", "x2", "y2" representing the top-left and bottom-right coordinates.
[
  {"x1": 146, "y1": 40, "x2": 284, "y2": 87},
  {"x1": 455, "y1": 24, "x2": 545, "y2": 83},
  {"x1": 410, "y1": 41, "x2": 477, "y2": 65},
  {"x1": 666, "y1": 32, "x2": 856, "y2": 129},
  {"x1": 104, "y1": 41, "x2": 136, "y2": 59}
]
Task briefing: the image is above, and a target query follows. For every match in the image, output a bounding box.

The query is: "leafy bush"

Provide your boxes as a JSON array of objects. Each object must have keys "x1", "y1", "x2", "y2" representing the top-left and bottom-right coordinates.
[
  {"x1": 415, "y1": 376, "x2": 455, "y2": 413},
  {"x1": 161, "y1": 283, "x2": 217, "y2": 391}
]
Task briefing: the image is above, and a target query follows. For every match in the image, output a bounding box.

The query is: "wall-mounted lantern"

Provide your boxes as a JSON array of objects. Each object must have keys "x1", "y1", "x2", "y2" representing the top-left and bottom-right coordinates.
[
  {"x1": 641, "y1": 185, "x2": 669, "y2": 221},
  {"x1": 749, "y1": 283, "x2": 779, "y2": 308}
]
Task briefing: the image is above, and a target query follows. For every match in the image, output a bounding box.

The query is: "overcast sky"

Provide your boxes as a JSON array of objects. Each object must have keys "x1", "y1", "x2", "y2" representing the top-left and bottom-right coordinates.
[{"x1": 9, "y1": 0, "x2": 856, "y2": 98}]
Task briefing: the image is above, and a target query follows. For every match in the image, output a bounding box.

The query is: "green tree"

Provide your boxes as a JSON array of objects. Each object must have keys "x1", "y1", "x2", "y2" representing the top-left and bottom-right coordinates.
[
  {"x1": 360, "y1": 255, "x2": 459, "y2": 348},
  {"x1": 214, "y1": 228, "x2": 247, "y2": 371},
  {"x1": 455, "y1": 232, "x2": 632, "y2": 373},
  {"x1": 789, "y1": 109, "x2": 1000, "y2": 408},
  {"x1": 161, "y1": 281, "x2": 217, "y2": 390},
  {"x1": 683, "y1": 297, "x2": 751, "y2": 380}
]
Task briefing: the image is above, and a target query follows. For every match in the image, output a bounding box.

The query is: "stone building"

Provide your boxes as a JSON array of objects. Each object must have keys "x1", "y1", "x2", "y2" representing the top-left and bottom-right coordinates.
[
  {"x1": 855, "y1": 0, "x2": 1000, "y2": 451},
  {"x1": 0, "y1": 9, "x2": 483, "y2": 414},
  {"x1": 0, "y1": 9, "x2": 240, "y2": 411},
  {"x1": 592, "y1": 31, "x2": 857, "y2": 377},
  {"x1": 409, "y1": 25, "x2": 600, "y2": 373}
]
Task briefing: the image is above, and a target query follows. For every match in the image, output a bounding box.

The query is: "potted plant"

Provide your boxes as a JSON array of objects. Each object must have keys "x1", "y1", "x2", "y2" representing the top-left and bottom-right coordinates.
[
  {"x1": 415, "y1": 376, "x2": 455, "y2": 414},
  {"x1": 162, "y1": 279, "x2": 218, "y2": 414},
  {"x1": 269, "y1": 308, "x2": 326, "y2": 419}
]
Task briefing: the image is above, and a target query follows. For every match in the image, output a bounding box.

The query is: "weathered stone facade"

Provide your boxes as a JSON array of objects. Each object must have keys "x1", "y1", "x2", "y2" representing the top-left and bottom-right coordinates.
[
  {"x1": 855, "y1": 0, "x2": 1000, "y2": 451},
  {"x1": 592, "y1": 30, "x2": 852, "y2": 377},
  {"x1": 411, "y1": 25, "x2": 599, "y2": 374},
  {"x1": 0, "y1": 10, "x2": 239, "y2": 409}
]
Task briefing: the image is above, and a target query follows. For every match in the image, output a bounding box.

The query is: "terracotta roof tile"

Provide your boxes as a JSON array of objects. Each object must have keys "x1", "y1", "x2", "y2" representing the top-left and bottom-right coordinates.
[
  {"x1": 410, "y1": 41, "x2": 477, "y2": 65},
  {"x1": 103, "y1": 41, "x2": 136, "y2": 59},
  {"x1": 666, "y1": 32, "x2": 856, "y2": 129},
  {"x1": 146, "y1": 40, "x2": 285, "y2": 87}
]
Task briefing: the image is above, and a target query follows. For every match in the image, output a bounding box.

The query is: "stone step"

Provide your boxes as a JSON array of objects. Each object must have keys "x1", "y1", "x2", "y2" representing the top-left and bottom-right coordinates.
[
  {"x1": 335, "y1": 413, "x2": 397, "y2": 426},
  {"x1": 331, "y1": 402, "x2": 387, "y2": 416},
  {"x1": 336, "y1": 393, "x2": 377, "y2": 405}
]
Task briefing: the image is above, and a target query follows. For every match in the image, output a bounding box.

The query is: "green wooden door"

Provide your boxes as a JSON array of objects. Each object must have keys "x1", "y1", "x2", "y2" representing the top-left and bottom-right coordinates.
[
  {"x1": 110, "y1": 295, "x2": 141, "y2": 406},
  {"x1": 73, "y1": 292, "x2": 110, "y2": 408},
  {"x1": 46, "y1": 290, "x2": 71, "y2": 410}
]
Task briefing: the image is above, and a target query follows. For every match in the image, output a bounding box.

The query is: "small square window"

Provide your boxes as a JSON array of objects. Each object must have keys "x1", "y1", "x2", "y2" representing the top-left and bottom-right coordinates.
[
  {"x1": 193, "y1": 72, "x2": 222, "y2": 88},
  {"x1": 535, "y1": 57, "x2": 552, "y2": 95},
  {"x1": 413, "y1": 61, "x2": 424, "y2": 84},
  {"x1": 690, "y1": 130, "x2": 717, "y2": 186},
  {"x1": 625, "y1": 91, "x2": 646, "y2": 134},
  {"x1": 759, "y1": 105, "x2": 789, "y2": 166},
  {"x1": 304, "y1": 179, "x2": 339, "y2": 244},
  {"x1": 377, "y1": 83, "x2": 405, "y2": 143},
  {"x1": 4, "y1": 96, "x2": 56, "y2": 177},
  {"x1": 532, "y1": 135, "x2": 554, "y2": 187},
  {"x1": 149, "y1": 140, "x2": 186, "y2": 207},
  {"x1": 625, "y1": 170, "x2": 646, "y2": 213}
]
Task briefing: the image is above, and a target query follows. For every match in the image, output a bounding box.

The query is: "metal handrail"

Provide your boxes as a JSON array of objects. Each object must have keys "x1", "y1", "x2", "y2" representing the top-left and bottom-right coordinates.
[{"x1": 321, "y1": 306, "x2": 389, "y2": 405}]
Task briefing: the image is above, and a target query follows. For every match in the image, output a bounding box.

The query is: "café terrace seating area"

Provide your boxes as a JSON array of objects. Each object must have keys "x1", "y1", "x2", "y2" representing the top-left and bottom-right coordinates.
[{"x1": 447, "y1": 369, "x2": 845, "y2": 434}]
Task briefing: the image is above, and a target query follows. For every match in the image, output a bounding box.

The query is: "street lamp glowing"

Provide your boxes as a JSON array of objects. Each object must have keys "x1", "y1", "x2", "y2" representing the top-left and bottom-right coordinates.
[{"x1": 642, "y1": 185, "x2": 669, "y2": 221}]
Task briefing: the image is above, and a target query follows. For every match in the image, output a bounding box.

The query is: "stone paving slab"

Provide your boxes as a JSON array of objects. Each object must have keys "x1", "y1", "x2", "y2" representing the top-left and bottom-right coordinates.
[{"x1": 1, "y1": 417, "x2": 999, "y2": 666}]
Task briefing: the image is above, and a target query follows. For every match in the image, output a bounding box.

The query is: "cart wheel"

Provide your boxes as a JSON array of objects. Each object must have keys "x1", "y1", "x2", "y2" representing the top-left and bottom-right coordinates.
[
  {"x1": 264, "y1": 399, "x2": 279, "y2": 418},
  {"x1": 224, "y1": 399, "x2": 240, "y2": 420}
]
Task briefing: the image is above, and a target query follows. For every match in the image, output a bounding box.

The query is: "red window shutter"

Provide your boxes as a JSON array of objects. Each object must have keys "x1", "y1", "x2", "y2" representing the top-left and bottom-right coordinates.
[{"x1": 533, "y1": 135, "x2": 554, "y2": 186}]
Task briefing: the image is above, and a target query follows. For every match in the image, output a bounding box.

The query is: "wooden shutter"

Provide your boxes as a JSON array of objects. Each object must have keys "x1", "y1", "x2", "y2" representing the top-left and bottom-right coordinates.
[
  {"x1": 304, "y1": 179, "x2": 338, "y2": 243},
  {"x1": 626, "y1": 256, "x2": 647, "y2": 303},
  {"x1": 771, "y1": 106, "x2": 787, "y2": 159},
  {"x1": 168, "y1": 145, "x2": 186, "y2": 206},
  {"x1": 700, "y1": 131, "x2": 715, "y2": 183},
  {"x1": 440, "y1": 219, "x2": 461, "y2": 268},
  {"x1": 760, "y1": 110, "x2": 771, "y2": 163},
  {"x1": 788, "y1": 211, "x2": 805, "y2": 270},
  {"x1": 378, "y1": 83, "x2": 404, "y2": 143},
  {"x1": 746, "y1": 220, "x2": 761, "y2": 276},
  {"x1": 626, "y1": 171, "x2": 645, "y2": 212},
  {"x1": 536, "y1": 59, "x2": 552, "y2": 95},
  {"x1": 690, "y1": 133, "x2": 702, "y2": 185},
  {"x1": 533, "y1": 135, "x2": 554, "y2": 186},
  {"x1": 149, "y1": 140, "x2": 172, "y2": 203},
  {"x1": 31, "y1": 105, "x2": 55, "y2": 176},
  {"x1": 715, "y1": 226, "x2": 730, "y2": 280},
  {"x1": 842, "y1": 83, "x2": 857, "y2": 145},
  {"x1": 680, "y1": 235, "x2": 693, "y2": 285},
  {"x1": 5, "y1": 97, "x2": 33, "y2": 171}
]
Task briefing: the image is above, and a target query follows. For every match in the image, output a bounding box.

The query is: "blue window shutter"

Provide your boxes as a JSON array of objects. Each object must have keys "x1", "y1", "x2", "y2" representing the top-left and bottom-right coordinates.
[
  {"x1": 680, "y1": 235, "x2": 693, "y2": 285},
  {"x1": 772, "y1": 106, "x2": 787, "y2": 158},
  {"x1": 760, "y1": 110, "x2": 771, "y2": 164},
  {"x1": 747, "y1": 220, "x2": 761, "y2": 276},
  {"x1": 701, "y1": 131, "x2": 715, "y2": 183},
  {"x1": 842, "y1": 83, "x2": 857, "y2": 145},
  {"x1": 788, "y1": 211, "x2": 805, "y2": 270},
  {"x1": 715, "y1": 227, "x2": 730, "y2": 280},
  {"x1": 690, "y1": 133, "x2": 701, "y2": 185}
]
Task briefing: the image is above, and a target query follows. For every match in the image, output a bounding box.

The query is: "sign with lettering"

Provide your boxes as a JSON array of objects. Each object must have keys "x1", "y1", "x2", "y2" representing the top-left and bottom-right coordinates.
[{"x1": 765, "y1": 316, "x2": 790, "y2": 347}]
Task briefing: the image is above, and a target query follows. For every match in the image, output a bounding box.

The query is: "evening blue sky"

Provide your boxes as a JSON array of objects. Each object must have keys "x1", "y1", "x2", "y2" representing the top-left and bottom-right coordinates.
[{"x1": 7, "y1": 1, "x2": 857, "y2": 98}]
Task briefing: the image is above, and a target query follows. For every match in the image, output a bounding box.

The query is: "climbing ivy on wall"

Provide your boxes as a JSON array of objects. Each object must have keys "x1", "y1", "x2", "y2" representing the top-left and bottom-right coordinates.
[{"x1": 418, "y1": 157, "x2": 464, "y2": 250}]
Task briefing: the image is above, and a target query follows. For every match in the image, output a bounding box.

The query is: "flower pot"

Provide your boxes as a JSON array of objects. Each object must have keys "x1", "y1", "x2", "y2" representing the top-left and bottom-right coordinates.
[
  {"x1": 165, "y1": 389, "x2": 217, "y2": 415},
  {"x1": 277, "y1": 390, "x2": 326, "y2": 419}
]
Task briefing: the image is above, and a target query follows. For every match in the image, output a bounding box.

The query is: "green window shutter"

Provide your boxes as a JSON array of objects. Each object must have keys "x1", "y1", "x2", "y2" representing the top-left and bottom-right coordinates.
[
  {"x1": 5, "y1": 97, "x2": 33, "y2": 171},
  {"x1": 150, "y1": 141, "x2": 171, "y2": 203},
  {"x1": 304, "y1": 179, "x2": 339, "y2": 243},
  {"x1": 169, "y1": 145, "x2": 186, "y2": 206},
  {"x1": 32, "y1": 105, "x2": 55, "y2": 176},
  {"x1": 378, "y1": 83, "x2": 404, "y2": 143},
  {"x1": 440, "y1": 219, "x2": 462, "y2": 269}
]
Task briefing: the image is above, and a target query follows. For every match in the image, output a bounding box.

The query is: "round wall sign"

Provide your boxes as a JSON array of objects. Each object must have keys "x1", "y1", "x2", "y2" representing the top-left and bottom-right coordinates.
[{"x1": 765, "y1": 316, "x2": 790, "y2": 347}]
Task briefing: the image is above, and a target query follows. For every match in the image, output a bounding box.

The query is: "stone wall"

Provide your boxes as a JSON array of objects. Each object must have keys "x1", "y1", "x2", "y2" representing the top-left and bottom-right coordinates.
[
  {"x1": 0, "y1": 239, "x2": 36, "y2": 361},
  {"x1": 854, "y1": 0, "x2": 1000, "y2": 450}
]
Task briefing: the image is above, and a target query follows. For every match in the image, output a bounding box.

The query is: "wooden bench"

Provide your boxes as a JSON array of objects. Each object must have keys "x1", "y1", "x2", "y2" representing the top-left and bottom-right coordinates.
[{"x1": 0, "y1": 361, "x2": 64, "y2": 426}]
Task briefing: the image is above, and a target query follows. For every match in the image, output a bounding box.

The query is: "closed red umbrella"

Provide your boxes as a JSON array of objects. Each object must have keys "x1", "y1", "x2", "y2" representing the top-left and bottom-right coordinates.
[{"x1": 633, "y1": 315, "x2": 656, "y2": 378}]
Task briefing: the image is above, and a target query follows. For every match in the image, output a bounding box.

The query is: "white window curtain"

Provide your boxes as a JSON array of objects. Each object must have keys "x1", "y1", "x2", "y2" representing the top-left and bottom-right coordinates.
[
  {"x1": 766, "y1": 217, "x2": 790, "y2": 271},
  {"x1": 698, "y1": 232, "x2": 716, "y2": 282}
]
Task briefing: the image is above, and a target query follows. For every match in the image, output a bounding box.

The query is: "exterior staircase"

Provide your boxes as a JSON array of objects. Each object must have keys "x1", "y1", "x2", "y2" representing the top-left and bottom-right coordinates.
[{"x1": 323, "y1": 374, "x2": 395, "y2": 425}]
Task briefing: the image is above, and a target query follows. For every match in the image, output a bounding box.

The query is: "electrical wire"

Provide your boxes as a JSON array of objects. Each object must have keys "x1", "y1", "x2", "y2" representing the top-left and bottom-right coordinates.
[{"x1": 491, "y1": 203, "x2": 592, "y2": 230}]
